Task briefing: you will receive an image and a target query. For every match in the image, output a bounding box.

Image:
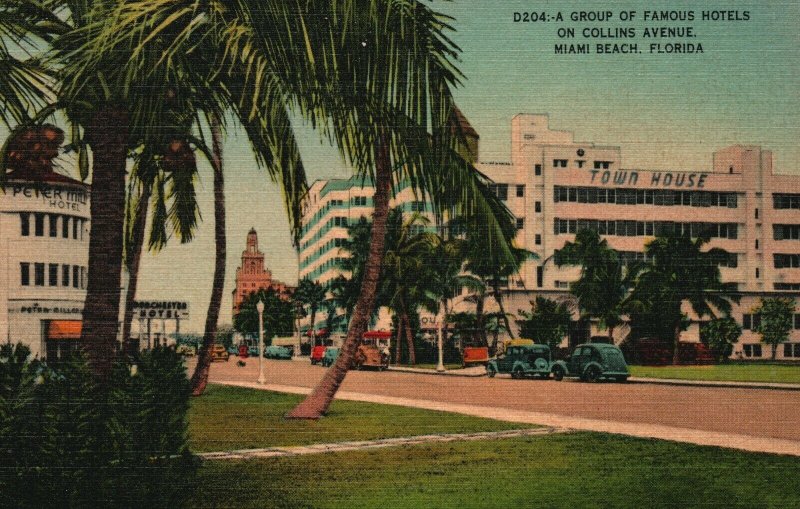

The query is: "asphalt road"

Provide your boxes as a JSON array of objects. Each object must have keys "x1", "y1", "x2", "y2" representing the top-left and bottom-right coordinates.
[{"x1": 200, "y1": 357, "x2": 800, "y2": 443}]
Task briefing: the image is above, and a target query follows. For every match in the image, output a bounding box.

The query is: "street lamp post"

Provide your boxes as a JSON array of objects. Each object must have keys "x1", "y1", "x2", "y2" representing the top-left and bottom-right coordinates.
[
  {"x1": 256, "y1": 300, "x2": 266, "y2": 385},
  {"x1": 436, "y1": 293, "x2": 470, "y2": 373}
]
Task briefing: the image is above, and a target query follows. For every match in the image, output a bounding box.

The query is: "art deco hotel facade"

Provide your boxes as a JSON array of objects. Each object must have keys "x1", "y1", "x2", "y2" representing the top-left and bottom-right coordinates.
[{"x1": 300, "y1": 114, "x2": 800, "y2": 359}]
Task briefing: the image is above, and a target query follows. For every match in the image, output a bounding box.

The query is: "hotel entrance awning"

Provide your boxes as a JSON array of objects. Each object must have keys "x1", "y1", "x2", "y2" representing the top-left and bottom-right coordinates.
[{"x1": 47, "y1": 320, "x2": 82, "y2": 340}]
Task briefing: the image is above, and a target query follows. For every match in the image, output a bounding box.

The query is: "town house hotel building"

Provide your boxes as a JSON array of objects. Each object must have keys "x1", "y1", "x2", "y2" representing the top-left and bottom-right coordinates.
[{"x1": 299, "y1": 114, "x2": 800, "y2": 360}]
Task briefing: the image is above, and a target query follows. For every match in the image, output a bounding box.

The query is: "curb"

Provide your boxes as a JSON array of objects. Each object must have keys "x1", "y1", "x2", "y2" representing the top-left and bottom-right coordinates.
[
  {"x1": 628, "y1": 377, "x2": 800, "y2": 392},
  {"x1": 387, "y1": 366, "x2": 487, "y2": 378}
]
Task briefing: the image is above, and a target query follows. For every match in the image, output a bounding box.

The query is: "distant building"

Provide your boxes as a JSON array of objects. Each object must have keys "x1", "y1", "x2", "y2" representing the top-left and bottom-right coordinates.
[{"x1": 232, "y1": 228, "x2": 293, "y2": 317}]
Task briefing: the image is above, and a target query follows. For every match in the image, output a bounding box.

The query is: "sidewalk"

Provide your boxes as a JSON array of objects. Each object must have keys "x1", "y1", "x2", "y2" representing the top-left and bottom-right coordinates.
[
  {"x1": 215, "y1": 380, "x2": 800, "y2": 457},
  {"x1": 388, "y1": 365, "x2": 487, "y2": 377},
  {"x1": 199, "y1": 427, "x2": 569, "y2": 461},
  {"x1": 628, "y1": 377, "x2": 800, "y2": 391}
]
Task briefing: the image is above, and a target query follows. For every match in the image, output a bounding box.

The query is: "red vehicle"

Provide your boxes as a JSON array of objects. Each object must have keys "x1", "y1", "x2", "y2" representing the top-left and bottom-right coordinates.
[
  {"x1": 238, "y1": 344, "x2": 249, "y2": 359},
  {"x1": 310, "y1": 345, "x2": 327, "y2": 365},
  {"x1": 463, "y1": 346, "x2": 490, "y2": 366}
]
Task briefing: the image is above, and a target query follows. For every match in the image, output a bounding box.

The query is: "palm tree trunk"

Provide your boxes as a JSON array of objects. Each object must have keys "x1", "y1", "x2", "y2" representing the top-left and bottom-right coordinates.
[
  {"x1": 80, "y1": 106, "x2": 129, "y2": 381},
  {"x1": 607, "y1": 324, "x2": 615, "y2": 344},
  {"x1": 394, "y1": 314, "x2": 403, "y2": 365},
  {"x1": 190, "y1": 116, "x2": 225, "y2": 396},
  {"x1": 672, "y1": 322, "x2": 682, "y2": 365},
  {"x1": 772, "y1": 344, "x2": 777, "y2": 361},
  {"x1": 493, "y1": 281, "x2": 514, "y2": 339},
  {"x1": 310, "y1": 308, "x2": 317, "y2": 347},
  {"x1": 403, "y1": 312, "x2": 416, "y2": 365},
  {"x1": 287, "y1": 134, "x2": 392, "y2": 419},
  {"x1": 475, "y1": 294, "x2": 486, "y2": 347},
  {"x1": 121, "y1": 184, "x2": 151, "y2": 352}
]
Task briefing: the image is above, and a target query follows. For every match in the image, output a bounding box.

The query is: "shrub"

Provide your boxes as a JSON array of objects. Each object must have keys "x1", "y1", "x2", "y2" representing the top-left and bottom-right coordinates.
[{"x1": 0, "y1": 344, "x2": 196, "y2": 508}]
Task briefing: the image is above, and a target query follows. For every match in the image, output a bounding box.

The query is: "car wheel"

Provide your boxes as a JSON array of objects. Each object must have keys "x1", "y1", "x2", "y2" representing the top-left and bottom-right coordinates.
[
  {"x1": 512, "y1": 366, "x2": 525, "y2": 379},
  {"x1": 486, "y1": 365, "x2": 496, "y2": 378},
  {"x1": 552, "y1": 366, "x2": 565, "y2": 381},
  {"x1": 585, "y1": 365, "x2": 601, "y2": 383}
]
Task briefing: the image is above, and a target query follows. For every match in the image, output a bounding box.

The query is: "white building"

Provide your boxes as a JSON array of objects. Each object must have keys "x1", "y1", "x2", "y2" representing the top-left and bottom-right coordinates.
[
  {"x1": 1, "y1": 173, "x2": 90, "y2": 359},
  {"x1": 298, "y1": 113, "x2": 800, "y2": 360}
]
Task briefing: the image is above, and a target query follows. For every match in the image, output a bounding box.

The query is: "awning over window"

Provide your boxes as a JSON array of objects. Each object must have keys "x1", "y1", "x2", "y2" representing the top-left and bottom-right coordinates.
[{"x1": 47, "y1": 320, "x2": 82, "y2": 340}]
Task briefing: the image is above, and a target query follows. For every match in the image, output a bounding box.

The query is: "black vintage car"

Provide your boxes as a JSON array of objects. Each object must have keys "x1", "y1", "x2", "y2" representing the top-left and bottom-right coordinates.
[{"x1": 550, "y1": 343, "x2": 629, "y2": 382}]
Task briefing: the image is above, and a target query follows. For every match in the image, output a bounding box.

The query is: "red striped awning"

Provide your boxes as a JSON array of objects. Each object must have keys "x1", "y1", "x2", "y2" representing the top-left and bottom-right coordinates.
[{"x1": 47, "y1": 320, "x2": 82, "y2": 339}]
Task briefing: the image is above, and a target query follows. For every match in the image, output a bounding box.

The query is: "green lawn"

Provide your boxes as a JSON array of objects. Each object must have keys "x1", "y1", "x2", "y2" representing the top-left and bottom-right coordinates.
[
  {"x1": 629, "y1": 364, "x2": 800, "y2": 384},
  {"x1": 188, "y1": 385, "x2": 522, "y2": 452},
  {"x1": 188, "y1": 433, "x2": 800, "y2": 508}
]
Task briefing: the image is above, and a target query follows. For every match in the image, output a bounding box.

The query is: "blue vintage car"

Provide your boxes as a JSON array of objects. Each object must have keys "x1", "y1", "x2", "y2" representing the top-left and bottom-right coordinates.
[
  {"x1": 486, "y1": 344, "x2": 552, "y2": 379},
  {"x1": 551, "y1": 343, "x2": 629, "y2": 382},
  {"x1": 321, "y1": 347, "x2": 340, "y2": 367},
  {"x1": 264, "y1": 345, "x2": 292, "y2": 360}
]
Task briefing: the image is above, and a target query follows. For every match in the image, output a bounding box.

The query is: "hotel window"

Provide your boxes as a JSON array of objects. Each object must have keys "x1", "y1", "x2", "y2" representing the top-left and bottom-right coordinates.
[
  {"x1": 593, "y1": 161, "x2": 612, "y2": 170},
  {"x1": 49, "y1": 264, "x2": 58, "y2": 286},
  {"x1": 488, "y1": 184, "x2": 508, "y2": 201},
  {"x1": 755, "y1": 208, "x2": 759, "y2": 220},
  {"x1": 795, "y1": 314, "x2": 800, "y2": 329},
  {"x1": 552, "y1": 159, "x2": 568, "y2": 168},
  {"x1": 516, "y1": 218, "x2": 524, "y2": 230},
  {"x1": 62, "y1": 264, "x2": 70, "y2": 286},
  {"x1": 35, "y1": 213, "x2": 44, "y2": 236},
  {"x1": 49, "y1": 215, "x2": 57, "y2": 237},
  {"x1": 535, "y1": 234, "x2": 542, "y2": 245},
  {"x1": 536, "y1": 266, "x2": 543, "y2": 288},
  {"x1": 73, "y1": 265, "x2": 80, "y2": 288},
  {"x1": 755, "y1": 268, "x2": 760, "y2": 279},
  {"x1": 20, "y1": 263, "x2": 30, "y2": 286},
  {"x1": 21, "y1": 213, "x2": 30, "y2": 236},
  {"x1": 784, "y1": 344, "x2": 800, "y2": 358},
  {"x1": 410, "y1": 201, "x2": 427, "y2": 212},
  {"x1": 774, "y1": 225, "x2": 800, "y2": 240},
  {"x1": 72, "y1": 218, "x2": 78, "y2": 239},
  {"x1": 516, "y1": 185, "x2": 525, "y2": 197},
  {"x1": 773, "y1": 193, "x2": 800, "y2": 209},
  {"x1": 743, "y1": 344, "x2": 762, "y2": 358},
  {"x1": 62, "y1": 216, "x2": 70, "y2": 238},
  {"x1": 774, "y1": 254, "x2": 800, "y2": 269},
  {"x1": 534, "y1": 164, "x2": 542, "y2": 176},
  {"x1": 34, "y1": 263, "x2": 44, "y2": 286},
  {"x1": 535, "y1": 201, "x2": 542, "y2": 213},
  {"x1": 775, "y1": 283, "x2": 800, "y2": 290}
]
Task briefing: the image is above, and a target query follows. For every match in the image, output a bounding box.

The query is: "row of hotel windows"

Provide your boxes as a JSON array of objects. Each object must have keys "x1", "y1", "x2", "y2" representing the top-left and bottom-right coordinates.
[
  {"x1": 742, "y1": 313, "x2": 800, "y2": 330},
  {"x1": 488, "y1": 184, "x2": 526, "y2": 201},
  {"x1": 20, "y1": 213, "x2": 87, "y2": 240},
  {"x1": 774, "y1": 225, "x2": 800, "y2": 240},
  {"x1": 553, "y1": 218, "x2": 739, "y2": 239},
  {"x1": 553, "y1": 187, "x2": 738, "y2": 208},
  {"x1": 740, "y1": 344, "x2": 800, "y2": 358},
  {"x1": 774, "y1": 254, "x2": 800, "y2": 269},
  {"x1": 773, "y1": 194, "x2": 800, "y2": 210},
  {"x1": 552, "y1": 160, "x2": 613, "y2": 169},
  {"x1": 20, "y1": 262, "x2": 87, "y2": 289}
]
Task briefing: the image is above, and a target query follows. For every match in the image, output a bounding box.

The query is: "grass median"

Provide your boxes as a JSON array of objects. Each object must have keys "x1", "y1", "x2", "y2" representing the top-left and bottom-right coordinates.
[
  {"x1": 188, "y1": 384, "x2": 523, "y2": 453},
  {"x1": 189, "y1": 433, "x2": 800, "y2": 508},
  {"x1": 629, "y1": 364, "x2": 800, "y2": 384}
]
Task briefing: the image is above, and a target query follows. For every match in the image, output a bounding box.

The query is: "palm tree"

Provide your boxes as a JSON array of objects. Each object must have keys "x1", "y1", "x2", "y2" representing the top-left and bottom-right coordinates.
[
  {"x1": 554, "y1": 229, "x2": 636, "y2": 343},
  {"x1": 280, "y1": 1, "x2": 518, "y2": 419},
  {"x1": 189, "y1": 114, "x2": 226, "y2": 395},
  {"x1": 383, "y1": 210, "x2": 438, "y2": 365},
  {"x1": 294, "y1": 279, "x2": 327, "y2": 347},
  {"x1": 631, "y1": 232, "x2": 739, "y2": 364}
]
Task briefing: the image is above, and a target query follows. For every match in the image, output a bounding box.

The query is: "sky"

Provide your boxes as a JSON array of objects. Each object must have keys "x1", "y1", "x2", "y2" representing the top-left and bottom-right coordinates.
[{"x1": 19, "y1": 1, "x2": 800, "y2": 332}]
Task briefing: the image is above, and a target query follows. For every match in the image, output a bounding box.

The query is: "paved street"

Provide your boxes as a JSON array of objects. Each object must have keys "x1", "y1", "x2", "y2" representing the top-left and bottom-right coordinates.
[{"x1": 196, "y1": 357, "x2": 800, "y2": 449}]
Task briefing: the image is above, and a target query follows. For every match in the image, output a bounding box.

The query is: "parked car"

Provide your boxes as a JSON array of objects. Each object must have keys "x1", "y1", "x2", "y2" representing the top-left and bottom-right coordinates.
[
  {"x1": 248, "y1": 345, "x2": 260, "y2": 358},
  {"x1": 227, "y1": 345, "x2": 239, "y2": 356},
  {"x1": 210, "y1": 344, "x2": 229, "y2": 362},
  {"x1": 353, "y1": 344, "x2": 388, "y2": 370},
  {"x1": 551, "y1": 343, "x2": 629, "y2": 382},
  {"x1": 463, "y1": 346, "x2": 489, "y2": 366},
  {"x1": 310, "y1": 345, "x2": 327, "y2": 365},
  {"x1": 486, "y1": 344, "x2": 551, "y2": 379},
  {"x1": 176, "y1": 344, "x2": 196, "y2": 356},
  {"x1": 321, "y1": 347, "x2": 340, "y2": 367},
  {"x1": 264, "y1": 345, "x2": 292, "y2": 359}
]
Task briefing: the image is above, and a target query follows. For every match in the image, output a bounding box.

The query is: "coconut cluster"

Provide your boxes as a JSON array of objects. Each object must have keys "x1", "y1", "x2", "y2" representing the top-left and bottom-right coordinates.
[
  {"x1": 6, "y1": 124, "x2": 65, "y2": 177},
  {"x1": 161, "y1": 138, "x2": 196, "y2": 174}
]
